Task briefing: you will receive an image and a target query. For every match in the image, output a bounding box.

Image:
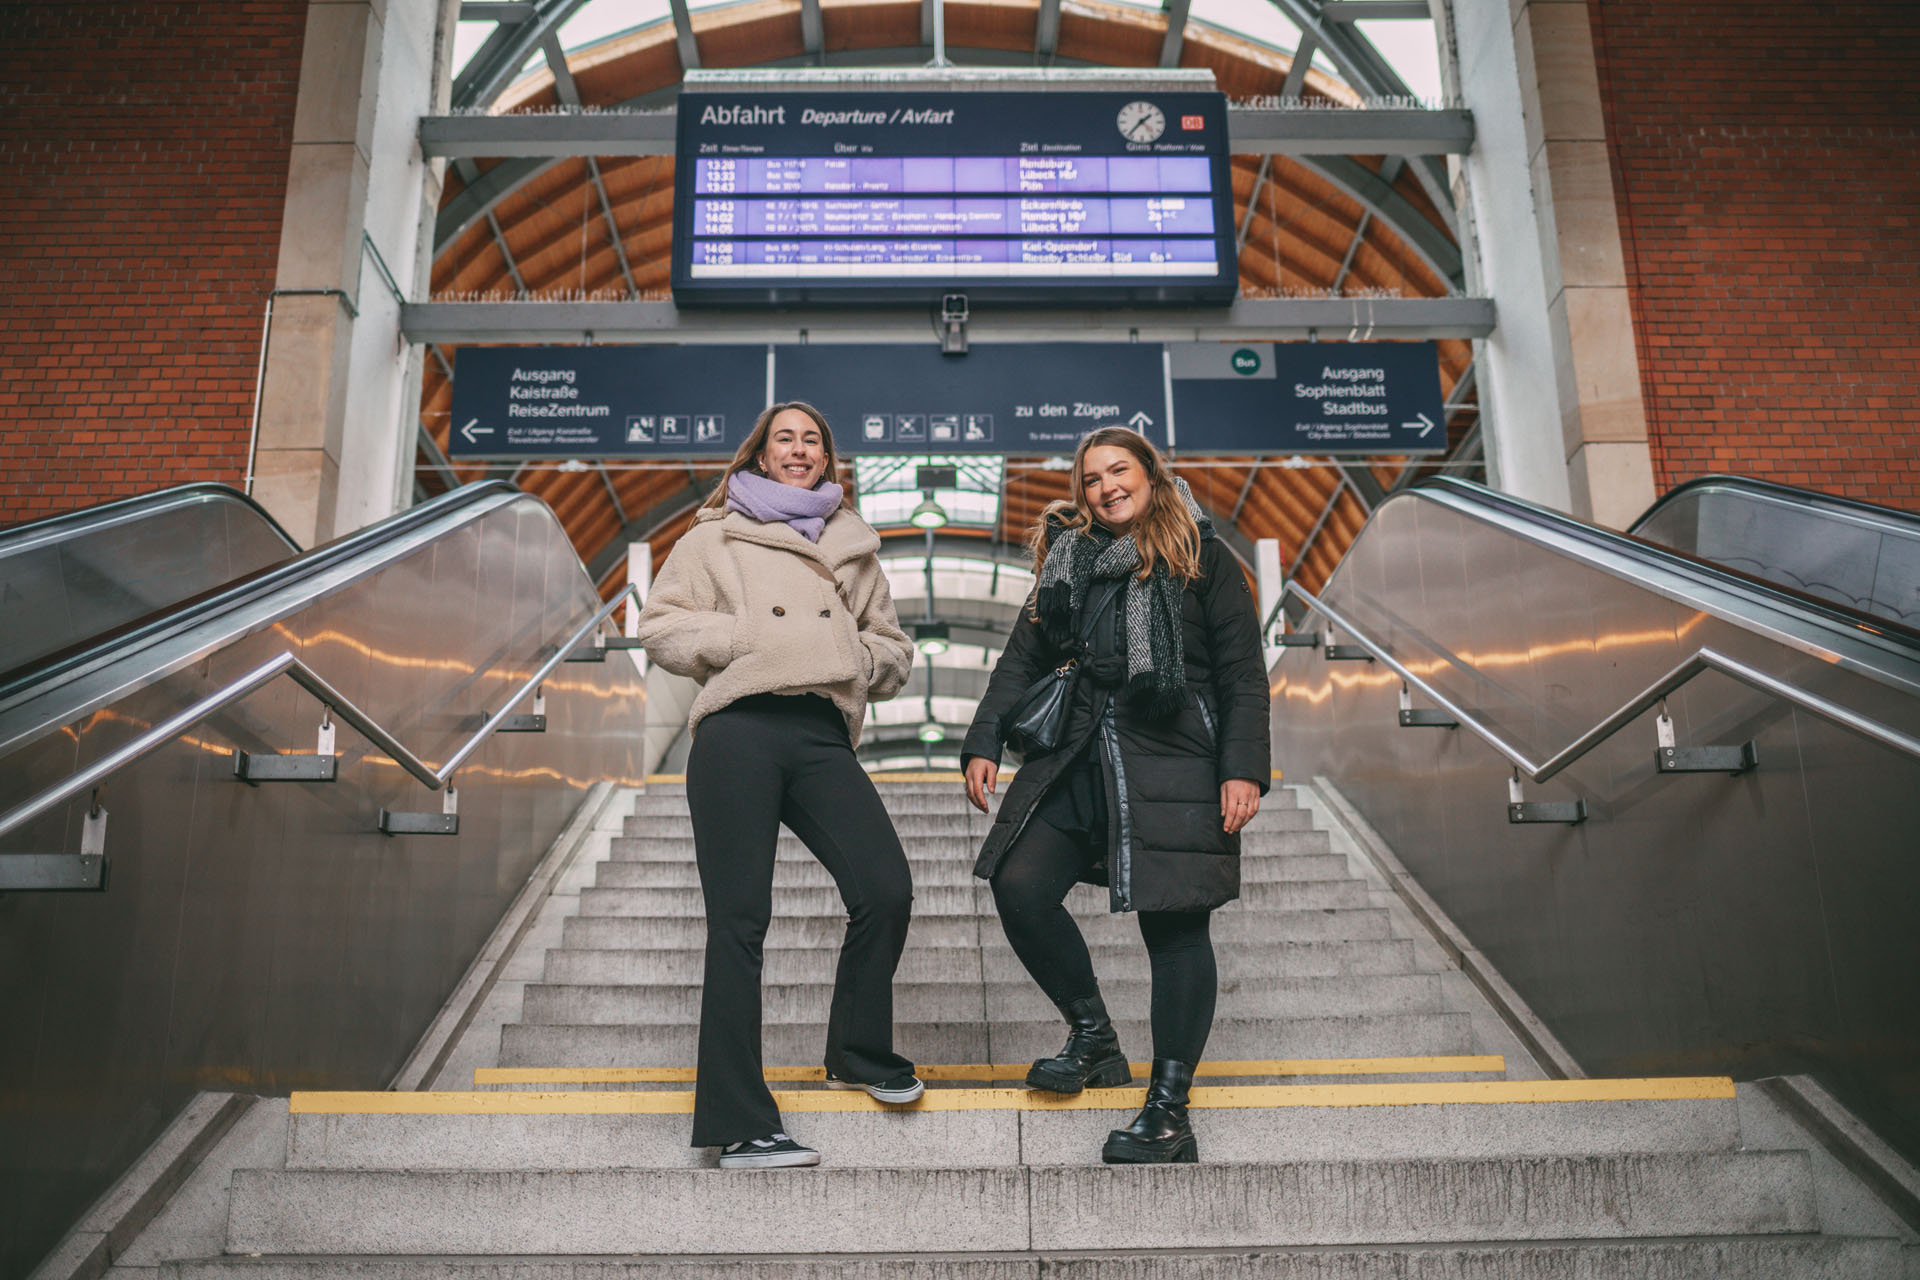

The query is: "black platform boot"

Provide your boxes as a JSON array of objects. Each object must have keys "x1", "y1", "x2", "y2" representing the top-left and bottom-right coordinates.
[
  {"x1": 1025, "y1": 993, "x2": 1132, "y2": 1093},
  {"x1": 1101, "y1": 1058, "x2": 1198, "y2": 1163}
]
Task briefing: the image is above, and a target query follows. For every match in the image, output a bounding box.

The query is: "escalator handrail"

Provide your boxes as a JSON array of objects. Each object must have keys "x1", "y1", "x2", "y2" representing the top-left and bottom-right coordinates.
[
  {"x1": 1634, "y1": 473, "x2": 1920, "y2": 540},
  {"x1": 0, "y1": 482, "x2": 300, "y2": 554},
  {"x1": 1282, "y1": 580, "x2": 1920, "y2": 786},
  {"x1": 0, "y1": 481, "x2": 518, "y2": 704},
  {"x1": 0, "y1": 585, "x2": 641, "y2": 846}
]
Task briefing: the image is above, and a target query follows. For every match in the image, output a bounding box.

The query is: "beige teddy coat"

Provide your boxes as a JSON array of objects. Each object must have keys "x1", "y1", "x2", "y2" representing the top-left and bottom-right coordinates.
[{"x1": 633, "y1": 503, "x2": 914, "y2": 747}]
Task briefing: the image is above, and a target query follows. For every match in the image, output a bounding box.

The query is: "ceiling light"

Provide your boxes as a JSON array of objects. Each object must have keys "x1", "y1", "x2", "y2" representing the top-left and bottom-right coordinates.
[
  {"x1": 917, "y1": 719, "x2": 947, "y2": 744},
  {"x1": 909, "y1": 494, "x2": 949, "y2": 529},
  {"x1": 914, "y1": 621, "x2": 950, "y2": 655}
]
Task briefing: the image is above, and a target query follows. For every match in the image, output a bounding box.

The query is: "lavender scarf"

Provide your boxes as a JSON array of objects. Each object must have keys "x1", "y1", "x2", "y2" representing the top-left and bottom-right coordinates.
[{"x1": 725, "y1": 469, "x2": 844, "y2": 543}]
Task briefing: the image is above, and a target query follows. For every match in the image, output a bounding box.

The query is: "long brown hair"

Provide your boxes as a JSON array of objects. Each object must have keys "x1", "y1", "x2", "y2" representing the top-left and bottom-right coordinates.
[
  {"x1": 1031, "y1": 426, "x2": 1203, "y2": 583},
  {"x1": 699, "y1": 400, "x2": 852, "y2": 511}
]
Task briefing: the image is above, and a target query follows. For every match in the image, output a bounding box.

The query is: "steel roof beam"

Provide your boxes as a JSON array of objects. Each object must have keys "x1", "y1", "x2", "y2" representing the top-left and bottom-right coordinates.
[
  {"x1": 667, "y1": 0, "x2": 701, "y2": 70},
  {"x1": 419, "y1": 105, "x2": 1471, "y2": 158},
  {"x1": 541, "y1": 34, "x2": 640, "y2": 299},
  {"x1": 584, "y1": 480, "x2": 708, "y2": 581},
  {"x1": 1279, "y1": 31, "x2": 1319, "y2": 99},
  {"x1": 453, "y1": 0, "x2": 593, "y2": 111},
  {"x1": 1034, "y1": 0, "x2": 1062, "y2": 60},
  {"x1": 1262, "y1": 0, "x2": 1455, "y2": 234},
  {"x1": 800, "y1": 0, "x2": 824, "y2": 61},
  {"x1": 401, "y1": 296, "x2": 1494, "y2": 344},
  {"x1": 1160, "y1": 0, "x2": 1193, "y2": 68},
  {"x1": 1322, "y1": 1, "x2": 1431, "y2": 18}
]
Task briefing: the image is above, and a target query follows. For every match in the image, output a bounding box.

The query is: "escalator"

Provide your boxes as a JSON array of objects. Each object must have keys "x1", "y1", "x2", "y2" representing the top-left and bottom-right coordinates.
[
  {"x1": 1632, "y1": 473, "x2": 1920, "y2": 628},
  {"x1": 0, "y1": 483, "x2": 297, "y2": 676},
  {"x1": 0, "y1": 482, "x2": 648, "y2": 1278},
  {"x1": 1269, "y1": 475, "x2": 1920, "y2": 1174}
]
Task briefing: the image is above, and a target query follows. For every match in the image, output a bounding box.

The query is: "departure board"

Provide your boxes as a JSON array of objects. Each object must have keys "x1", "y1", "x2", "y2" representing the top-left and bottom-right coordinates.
[{"x1": 672, "y1": 91, "x2": 1237, "y2": 306}]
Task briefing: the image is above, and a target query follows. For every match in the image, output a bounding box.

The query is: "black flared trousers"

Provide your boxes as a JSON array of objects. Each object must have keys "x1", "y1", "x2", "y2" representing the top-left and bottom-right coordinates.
[{"x1": 684, "y1": 693, "x2": 916, "y2": 1147}]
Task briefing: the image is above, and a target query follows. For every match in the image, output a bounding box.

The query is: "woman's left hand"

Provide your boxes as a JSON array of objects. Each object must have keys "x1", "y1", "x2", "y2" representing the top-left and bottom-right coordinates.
[{"x1": 1220, "y1": 779, "x2": 1261, "y2": 835}]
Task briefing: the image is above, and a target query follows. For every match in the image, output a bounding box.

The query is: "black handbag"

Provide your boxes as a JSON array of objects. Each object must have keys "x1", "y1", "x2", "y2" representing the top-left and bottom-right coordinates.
[{"x1": 1001, "y1": 581, "x2": 1123, "y2": 756}]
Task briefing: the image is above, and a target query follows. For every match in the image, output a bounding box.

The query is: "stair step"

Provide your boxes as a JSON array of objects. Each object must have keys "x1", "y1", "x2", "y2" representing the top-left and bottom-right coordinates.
[
  {"x1": 517, "y1": 973, "x2": 1446, "y2": 1026},
  {"x1": 593, "y1": 851, "x2": 1352, "y2": 888},
  {"x1": 575, "y1": 880, "x2": 1369, "y2": 919},
  {"x1": 499, "y1": 1011, "x2": 1473, "y2": 1067},
  {"x1": 542, "y1": 938, "x2": 1423, "y2": 985},
  {"x1": 282, "y1": 1083, "x2": 1739, "y2": 1171},
  {"x1": 161, "y1": 1236, "x2": 1911, "y2": 1280},
  {"x1": 224, "y1": 1151, "x2": 1815, "y2": 1254},
  {"x1": 558, "y1": 907, "x2": 1395, "y2": 952}
]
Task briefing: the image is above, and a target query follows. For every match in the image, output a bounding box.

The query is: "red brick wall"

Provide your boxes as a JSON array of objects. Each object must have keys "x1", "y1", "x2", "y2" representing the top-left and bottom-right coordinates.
[
  {"x1": 1589, "y1": 0, "x2": 1920, "y2": 508},
  {"x1": 0, "y1": 2, "x2": 307, "y2": 525}
]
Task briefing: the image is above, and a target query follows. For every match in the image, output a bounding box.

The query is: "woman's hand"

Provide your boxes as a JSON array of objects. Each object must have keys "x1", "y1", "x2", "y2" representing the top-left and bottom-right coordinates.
[
  {"x1": 964, "y1": 757, "x2": 999, "y2": 814},
  {"x1": 1220, "y1": 778, "x2": 1261, "y2": 835}
]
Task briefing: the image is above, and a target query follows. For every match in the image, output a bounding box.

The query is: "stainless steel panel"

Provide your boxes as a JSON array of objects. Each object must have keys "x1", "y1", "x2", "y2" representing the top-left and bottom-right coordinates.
[
  {"x1": 0, "y1": 490, "x2": 644, "y2": 1278},
  {"x1": 1273, "y1": 482, "x2": 1920, "y2": 1175},
  {"x1": 0, "y1": 485, "x2": 296, "y2": 674}
]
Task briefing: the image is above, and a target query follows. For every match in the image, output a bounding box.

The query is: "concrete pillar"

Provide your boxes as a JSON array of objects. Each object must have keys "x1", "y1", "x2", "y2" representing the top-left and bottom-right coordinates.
[
  {"x1": 1440, "y1": 0, "x2": 1654, "y2": 528},
  {"x1": 1256, "y1": 536, "x2": 1284, "y2": 665},
  {"x1": 1518, "y1": 0, "x2": 1654, "y2": 528},
  {"x1": 253, "y1": 0, "x2": 454, "y2": 544}
]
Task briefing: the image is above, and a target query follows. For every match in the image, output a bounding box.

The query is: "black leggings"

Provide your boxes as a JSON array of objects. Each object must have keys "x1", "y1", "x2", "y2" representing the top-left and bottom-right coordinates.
[
  {"x1": 991, "y1": 810, "x2": 1218, "y2": 1065},
  {"x1": 685, "y1": 694, "x2": 915, "y2": 1147}
]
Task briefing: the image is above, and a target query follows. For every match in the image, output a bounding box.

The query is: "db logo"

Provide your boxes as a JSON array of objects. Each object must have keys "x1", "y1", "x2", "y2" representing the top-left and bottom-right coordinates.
[{"x1": 1180, "y1": 115, "x2": 1205, "y2": 131}]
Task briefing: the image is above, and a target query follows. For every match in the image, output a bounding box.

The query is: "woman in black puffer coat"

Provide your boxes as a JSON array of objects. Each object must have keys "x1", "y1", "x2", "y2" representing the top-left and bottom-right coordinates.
[{"x1": 960, "y1": 426, "x2": 1271, "y2": 1164}]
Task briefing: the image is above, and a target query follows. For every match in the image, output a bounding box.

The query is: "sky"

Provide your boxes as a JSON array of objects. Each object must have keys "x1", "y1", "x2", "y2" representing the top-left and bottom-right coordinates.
[{"x1": 452, "y1": 0, "x2": 1446, "y2": 103}]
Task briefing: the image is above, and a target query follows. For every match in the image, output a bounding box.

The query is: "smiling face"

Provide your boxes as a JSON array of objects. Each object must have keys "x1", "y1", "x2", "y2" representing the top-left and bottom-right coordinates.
[
  {"x1": 1081, "y1": 443, "x2": 1153, "y2": 534},
  {"x1": 759, "y1": 408, "x2": 828, "y2": 489}
]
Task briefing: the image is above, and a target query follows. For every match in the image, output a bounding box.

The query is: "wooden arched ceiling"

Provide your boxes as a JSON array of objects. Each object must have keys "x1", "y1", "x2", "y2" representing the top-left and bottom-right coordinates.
[{"x1": 419, "y1": 0, "x2": 1479, "y2": 600}]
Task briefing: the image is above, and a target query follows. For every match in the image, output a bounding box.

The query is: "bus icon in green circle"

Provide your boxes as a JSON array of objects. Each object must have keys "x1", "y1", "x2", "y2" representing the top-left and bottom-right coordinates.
[{"x1": 1230, "y1": 348, "x2": 1261, "y2": 376}]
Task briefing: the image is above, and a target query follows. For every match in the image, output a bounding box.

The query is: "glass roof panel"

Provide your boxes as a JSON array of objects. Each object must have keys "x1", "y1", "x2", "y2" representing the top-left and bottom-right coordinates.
[
  {"x1": 856, "y1": 456, "x2": 1004, "y2": 530},
  {"x1": 562, "y1": 0, "x2": 674, "y2": 47},
  {"x1": 1354, "y1": 18, "x2": 1444, "y2": 103},
  {"x1": 1187, "y1": 0, "x2": 1305, "y2": 58}
]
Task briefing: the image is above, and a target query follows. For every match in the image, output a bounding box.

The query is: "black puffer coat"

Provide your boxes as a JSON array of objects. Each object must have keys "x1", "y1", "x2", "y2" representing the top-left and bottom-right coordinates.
[{"x1": 961, "y1": 530, "x2": 1271, "y2": 913}]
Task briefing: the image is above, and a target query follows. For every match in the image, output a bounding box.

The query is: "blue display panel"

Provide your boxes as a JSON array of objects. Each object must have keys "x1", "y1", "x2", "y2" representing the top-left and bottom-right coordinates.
[{"x1": 672, "y1": 91, "x2": 1238, "y2": 306}]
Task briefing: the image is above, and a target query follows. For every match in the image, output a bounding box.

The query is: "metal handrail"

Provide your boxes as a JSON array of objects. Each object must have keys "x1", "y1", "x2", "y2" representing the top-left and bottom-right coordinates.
[
  {"x1": 0, "y1": 585, "x2": 641, "y2": 844},
  {"x1": 1283, "y1": 581, "x2": 1920, "y2": 784}
]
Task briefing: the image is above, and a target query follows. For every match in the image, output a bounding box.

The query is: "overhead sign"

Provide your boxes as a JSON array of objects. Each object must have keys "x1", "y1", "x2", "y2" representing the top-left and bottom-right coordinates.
[
  {"x1": 775, "y1": 344, "x2": 1167, "y2": 454},
  {"x1": 672, "y1": 90, "x2": 1237, "y2": 306},
  {"x1": 447, "y1": 346, "x2": 765, "y2": 457},
  {"x1": 447, "y1": 343, "x2": 1444, "y2": 458},
  {"x1": 1169, "y1": 341, "x2": 1446, "y2": 455}
]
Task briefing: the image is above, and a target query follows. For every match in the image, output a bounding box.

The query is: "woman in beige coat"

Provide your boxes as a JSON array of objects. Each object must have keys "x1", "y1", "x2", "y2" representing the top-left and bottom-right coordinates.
[{"x1": 635, "y1": 401, "x2": 919, "y2": 1169}]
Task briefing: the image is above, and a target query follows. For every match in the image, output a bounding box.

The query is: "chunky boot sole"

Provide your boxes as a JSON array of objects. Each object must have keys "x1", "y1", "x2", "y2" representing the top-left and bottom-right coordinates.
[
  {"x1": 1101, "y1": 1130, "x2": 1199, "y2": 1164},
  {"x1": 1025, "y1": 1050, "x2": 1132, "y2": 1094}
]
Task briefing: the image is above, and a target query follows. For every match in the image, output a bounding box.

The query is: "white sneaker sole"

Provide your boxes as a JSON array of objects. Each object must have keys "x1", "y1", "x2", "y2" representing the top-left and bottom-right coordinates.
[
  {"x1": 826, "y1": 1076, "x2": 926, "y2": 1104},
  {"x1": 717, "y1": 1148, "x2": 821, "y2": 1169}
]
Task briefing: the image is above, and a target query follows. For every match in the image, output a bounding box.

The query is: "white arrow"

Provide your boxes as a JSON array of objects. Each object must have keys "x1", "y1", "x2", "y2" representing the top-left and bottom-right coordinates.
[
  {"x1": 460, "y1": 418, "x2": 494, "y2": 445},
  {"x1": 1128, "y1": 410, "x2": 1154, "y2": 430},
  {"x1": 1401, "y1": 412, "x2": 1436, "y2": 438}
]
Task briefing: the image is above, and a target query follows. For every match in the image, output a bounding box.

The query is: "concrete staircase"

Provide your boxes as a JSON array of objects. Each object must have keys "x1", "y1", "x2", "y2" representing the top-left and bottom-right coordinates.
[{"x1": 146, "y1": 779, "x2": 1912, "y2": 1277}]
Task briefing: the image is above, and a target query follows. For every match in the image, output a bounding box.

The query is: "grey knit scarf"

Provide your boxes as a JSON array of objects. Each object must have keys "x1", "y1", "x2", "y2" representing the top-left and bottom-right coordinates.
[{"x1": 1033, "y1": 476, "x2": 1211, "y2": 721}]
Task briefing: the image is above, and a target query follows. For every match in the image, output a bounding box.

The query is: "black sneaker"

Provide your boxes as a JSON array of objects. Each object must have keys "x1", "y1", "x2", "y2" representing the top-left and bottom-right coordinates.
[
  {"x1": 717, "y1": 1132, "x2": 820, "y2": 1169},
  {"x1": 825, "y1": 1071, "x2": 926, "y2": 1104}
]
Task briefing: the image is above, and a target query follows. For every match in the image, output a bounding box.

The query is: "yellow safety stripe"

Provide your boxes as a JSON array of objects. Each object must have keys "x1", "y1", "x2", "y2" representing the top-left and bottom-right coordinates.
[
  {"x1": 472, "y1": 1056, "x2": 1506, "y2": 1085},
  {"x1": 293, "y1": 1076, "x2": 1733, "y2": 1115}
]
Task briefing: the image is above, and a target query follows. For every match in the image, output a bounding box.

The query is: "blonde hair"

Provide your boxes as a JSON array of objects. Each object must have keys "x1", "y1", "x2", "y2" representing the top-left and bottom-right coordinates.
[
  {"x1": 1030, "y1": 426, "x2": 1203, "y2": 584},
  {"x1": 699, "y1": 401, "x2": 852, "y2": 511}
]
